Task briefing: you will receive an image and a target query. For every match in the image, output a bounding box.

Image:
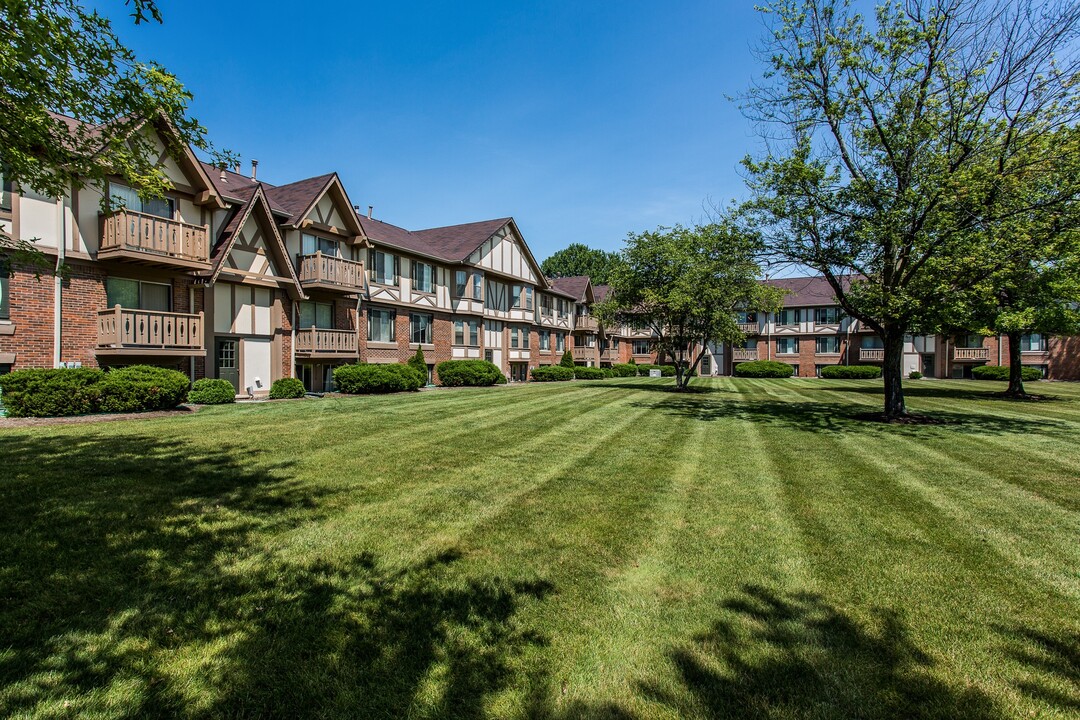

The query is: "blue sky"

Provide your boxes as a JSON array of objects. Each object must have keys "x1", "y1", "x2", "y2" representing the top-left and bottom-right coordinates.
[{"x1": 111, "y1": 1, "x2": 767, "y2": 261}]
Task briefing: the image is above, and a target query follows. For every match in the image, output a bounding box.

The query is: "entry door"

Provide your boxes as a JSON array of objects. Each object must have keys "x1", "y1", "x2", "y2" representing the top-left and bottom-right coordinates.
[
  {"x1": 216, "y1": 339, "x2": 240, "y2": 392},
  {"x1": 921, "y1": 355, "x2": 935, "y2": 378},
  {"x1": 701, "y1": 355, "x2": 711, "y2": 375}
]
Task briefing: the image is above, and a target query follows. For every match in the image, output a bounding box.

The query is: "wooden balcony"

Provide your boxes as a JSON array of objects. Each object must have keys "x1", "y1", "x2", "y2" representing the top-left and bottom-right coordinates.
[
  {"x1": 599, "y1": 348, "x2": 620, "y2": 363},
  {"x1": 575, "y1": 315, "x2": 599, "y2": 332},
  {"x1": 96, "y1": 306, "x2": 205, "y2": 356},
  {"x1": 99, "y1": 208, "x2": 210, "y2": 269},
  {"x1": 732, "y1": 348, "x2": 758, "y2": 362},
  {"x1": 297, "y1": 252, "x2": 365, "y2": 292},
  {"x1": 572, "y1": 346, "x2": 600, "y2": 364},
  {"x1": 737, "y1": 322, "x2": 758, "y2": 334},
  {"x1": 860, "y1": 348, "x2": 885, "y2": 362},
  {"x1": 295, "y1": 328, "x2": 359, "y2": 358},
  {"x1": 953, "y1": 347, "x2": 990, "y2": 361}
]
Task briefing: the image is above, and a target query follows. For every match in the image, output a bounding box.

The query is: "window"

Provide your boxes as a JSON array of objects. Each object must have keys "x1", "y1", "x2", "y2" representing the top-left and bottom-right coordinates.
[
  {"x1": 0, "y1": 165, "x2": 10, "y2": 214},
  {"x1": 524, "y1": 287, "x2": 533, "y2": 311},
  {"x1": 737, "y1": 338, "x2": 758, "y2": 349},
  {"x1": 455, "y1": 270, "x2": 468, "y2": 297},
  {"x1": 539, "y1": 330, "x2": 550, "y2": 350},
  {"x1": 511, "y1": 285, "x2": 522, "y2": 308},
  {"x1": 1021, "y1": 334, "x2": 1047, "y2": 352},
  {"x1": 861, "y1": 335, "x2": 884, "y2": 349},
  {"x1": 368, "y1": 308, "x2": 395, "y2": 342},
  {"x1": 0, "y1": 363, "x2": 10, "y2": 376},
  {"x1": 955, "y1": 333, "x2": 984, "y2": 349},
  {"x1": 411, "y1": 261, "x2": 434, "y2": 293},
  {"x1": 776, "y1": 337, "x2": 799, "y2": 354},
  {"x1": 633, "y1": 340, "x2": 650, "y2": 355},
  {"x1": 0, "y1": 263, "x2": 8, "y2": 319},
  {"x1": 369, "y1": 250, "x2": 400, "y2": 285},
  {"x1": 301, "y1": 233, "x2": 341, "y2": 257},
  {"x1": 815, "y1": 336, "x2": 841, "y2": 354},
  {"x1": 453, "y1": 319, "x2": 480, "y2": 346},
  {"x1": 108, "y1": 182, "x2": 174, "y2": 219},
  {"x1": 410, "y1": 313, "x2": 433, "y2": 344},
  {"x1": 472, "y1": 273, "x2": 483, "y2": 301},
  {"x1": 299, "y1": 301, "x2": 333, "y2": 329},
  {"x1": 814, "y1": 307, "x2": 843, "y2": 325},
  {"x1": 510, "y1": 326, "x2": 519, "y2": 348},
  {"x1": 105, "y1": 277, "x2": 171, "y2": 311},
  {"x1": 556, "y1": 333, "x2": 566, "y2": 352},
  {"x1": 777, "y1": 308, "x2": 800, "y2": 326},
  {"x1": 520, "y1": 327, "x2": 530, "y2": 349},
  {"x1": 737, "y1": 311, "x2": 757, "y2": 323}
]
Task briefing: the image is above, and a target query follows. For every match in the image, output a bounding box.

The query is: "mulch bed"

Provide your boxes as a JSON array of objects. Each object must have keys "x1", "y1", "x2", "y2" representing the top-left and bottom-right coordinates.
[{"x1": 0, "y1": 405, "x2": 200, "y2": 428}]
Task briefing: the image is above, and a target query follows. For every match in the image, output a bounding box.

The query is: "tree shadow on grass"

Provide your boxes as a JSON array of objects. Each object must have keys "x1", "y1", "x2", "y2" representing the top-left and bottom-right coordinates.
[
  {"x1": 995, "y1": 624, "x2": 1080, "y2": 714},
  {"x1": 630, "y1": 393, "x2": 1066, "y2": 437},
  {"x1": 638, "y1": 584, "x2": 1004, "y2": 720},
  {"x1": 0, "y1": 433, "x2": 553, "y2": 717},
  {"x1": 822, "y1": 382, "x2": 1070, "y2": 404}
]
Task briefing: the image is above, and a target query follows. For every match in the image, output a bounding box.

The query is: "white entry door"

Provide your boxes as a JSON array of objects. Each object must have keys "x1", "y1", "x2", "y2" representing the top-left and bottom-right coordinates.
[{"x1": 242, "y1": 338, "x2": 272, "y2": 395}]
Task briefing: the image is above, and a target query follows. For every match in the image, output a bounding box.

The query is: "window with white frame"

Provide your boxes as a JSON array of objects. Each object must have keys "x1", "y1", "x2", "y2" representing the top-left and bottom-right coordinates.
[
  {"x1": 105, "y1": 277, "x2": 171, "y2": 311},
  {"x1": 471, "y1": 273, "x2": 482, "y2": 301},
  {"x1": 368, "y1": 307, "x2": 395, "y2": 342},
  {"x1": 776, "y1": 337, "x2": 800, "y2": 354},
  {"x1": 539, "y1": 330, "x2": 550, "y2": 350},
  {"x1": 556, "y1": 333, "x2": 566, "y2": 352},
  {"x1": 510, "y1": 326, "x2": 520, "y2": 348},
  {"x1": 410, "y1": 313, "x2": 433, "y2": 344},
  {"x1": 411, "y1": 261, "x2": 434, "y2": 293},
  {"x1": 511, "y1": 285, "x2": 522, "y2": 308},
  {"x1": 299, "y1": 301, "x2": 334, "y2": 328},
  {"x1": 454, "y1": 269, "x2": 468, "y2": 297},
  {"x1": 815, "y1": 336, "x2": 841, "y2": 354},
  {"x1": 368, "y1": 250, "x2": 399, "y2": 285},
  {"x1": 302, "y1": 233, "x2": 342, "y2": 257},
  {"x1": 524, "y1": 287, "x2": 533, "y2": 310},
  {"x1": 1021, "y1": 334, "x2": 1048, "y2": 352}
]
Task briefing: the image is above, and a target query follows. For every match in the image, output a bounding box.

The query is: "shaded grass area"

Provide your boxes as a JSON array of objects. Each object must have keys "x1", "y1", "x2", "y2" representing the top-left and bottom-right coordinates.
[{"x1": 0, "y1": 377, "x2": 1078, "y2": 718}]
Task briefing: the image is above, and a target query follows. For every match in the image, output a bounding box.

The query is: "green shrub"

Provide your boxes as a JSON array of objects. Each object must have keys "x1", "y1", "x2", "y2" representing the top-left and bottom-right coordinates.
[
  {"x1": 574, "y1": 366, "x2": 605, "y2": 380},
  {"x1": 636, "y1": 364, "x2": 654, "y2": 376},
  {"x1": 269, "y1": 377, "x2": 306, "y2": 399},
  {"x1": 636, "y1": 364, "x2": 675, "y2": 377},
  {"x1": 657, "y1": 365, "x2": 676, "y2": 377},
  {"x1": 97, "y1": 365, "x2": 191, "y2": 413},
  {"x1": 408, "y1": 347, "x2": 428, "y2": 381},
  {"x1": 819, "y1": 365, "x2": 883, "y2": 379},
  {"x1": 602, "y1": 368, "x2": 615, "y2": 378},
  {"x1": 909, "y1": 370, "x2": 923, "y2": 380},
  {"x1": 971, "y1": 364, "x2": 1042, "y2": 381},
  {"x1": 559, "y1": 350, "x2": 575, "y2": 368},
  {"x1": 734, "y1": 360, "x2": 794, "y2": 378},
  {"x1": 531, "y1": 365, "x2": 574, "y2": 382},
  {"x1": 0, "y1": 367, "x2": 104, "y2": 417},
  {"x1": 335, "y1": 363, "x2": 424, "y2": 394},
  {"x1": 435, "y1": 360, "x2": 502, "y2": 387},
  {"x1": 612, "y1": 363, "x2": 637, "y2": 377},
  {"x1": 188, "y1": 378, "x2": 237, "y2": 405},
  {"x1": 496, "y1": 372, "x2": 508, "y2": 385}
]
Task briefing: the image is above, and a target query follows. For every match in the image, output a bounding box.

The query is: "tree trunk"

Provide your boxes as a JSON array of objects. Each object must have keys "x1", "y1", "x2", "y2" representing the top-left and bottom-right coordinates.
[
  {"x1": 882, "y1": 329, "x2": 907, "y2": 419},
  {"x1": 1005, "y1": 330, "x2": 1026, "y2": 398}
]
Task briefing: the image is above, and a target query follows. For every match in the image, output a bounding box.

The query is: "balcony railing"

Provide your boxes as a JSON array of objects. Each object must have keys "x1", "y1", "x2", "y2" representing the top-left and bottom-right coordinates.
[
  {"x1": 575, "y1": 315, "x2": 598, "y2": 332},
  {"x1": 953, "y1": 347, "x2": 990, "y2": 361},
  {"x1": 97, "y1": 306, "x2": 204, "y2": 351},
  {"x1": 295, "y1": 328, "x2": 359, "y2": 356},
  {"x1": 99, "y1": 208, "x2": 210, "y2": 266},
  {"x1": 599, "y1": 348, "x2": 620, "y2": 363},
  {"x1": 732, "y1": 348, "x2": 758, "y2": 362},
  {"x1": 297, "y1": 252, "x2": 365, "y2": 290},
  {"x1": 860, "y1": 348, "x2": 885, "y2": 361},
  {"x1": 737, "y1": 322, "x2": 758, "y2": 334},
  {"x1": 572, "y1": 346, "x2": 600, "y2": 363}
]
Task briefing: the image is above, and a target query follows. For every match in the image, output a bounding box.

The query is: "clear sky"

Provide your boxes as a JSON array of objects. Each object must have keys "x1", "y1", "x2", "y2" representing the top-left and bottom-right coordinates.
[{"x1": 108, "y1": 1, "x2": 768, "y2": 261}]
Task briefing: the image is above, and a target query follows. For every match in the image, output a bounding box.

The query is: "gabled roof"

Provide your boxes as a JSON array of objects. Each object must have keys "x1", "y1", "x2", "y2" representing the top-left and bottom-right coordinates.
[
  {"x1": 357, "y1": 215, "x2": 454, "y2": 262},
  {"x1": 206, "y1": 184, "x2": 304, "y2": 299},
  {"x1": 548, "y1": 275, "x2": 592, "y2": 303},
  {"x1": 593, "y1": 284, "x2": 611, "y2": 303},
  {"x1": 411, "y1": 218, "x2": 514, "y2": 262},
  {"x1": 200, "y1": 161, "x2": 291, "y2": 213},
  {"x1": 765, "y1": 275, "x2": 854, "y2": 307}
]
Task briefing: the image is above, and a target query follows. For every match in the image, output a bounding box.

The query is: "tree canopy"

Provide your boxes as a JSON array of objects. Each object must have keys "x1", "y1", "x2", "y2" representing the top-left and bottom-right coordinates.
[
  {"x1": 540, "y1": 244, "x2": 620, "y2": 285},
  {"x1": 595, "y1": 222, "x2": 781, "y2": 391},
  {"x1": 741, "y1": 0, "x2": 1080, "y2": 419},
  {"x1": 0, "y1": 0, "x2": 232, "y2": 266}
]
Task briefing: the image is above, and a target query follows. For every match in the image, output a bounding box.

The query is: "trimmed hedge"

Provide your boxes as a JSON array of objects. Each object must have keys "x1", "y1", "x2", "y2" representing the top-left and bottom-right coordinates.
[
  {"x1": 531, "y1": 365, "x2": 574, "y2": 382},
  {"x1": 435, "y1": 360, "x2": 502, "y2": 387},
  {"x1": 269, "y1": 377, "x2": 306, "y2": 399},
  {"x1": 0, "y1": 365, "x2": 190, "y2": 417},
  {"x1": 909, "y1": 371, "x2": 923, "y2": 380},
  {"x1": 819, "y1": 365, "x2": 882, "y2": 379},
  {"x1": 335, "y1": 363, "x2": 424, "y2": 394},
  {"x1": 972, "y1": 364, "x2": 1042, "y2": 381},
  {"x1": 636, "y1": 364, "x2": 676, "y2": 377},
  {"x1": 611, "y1": 363, "x2": 638, "y2": 377},
  {"x1": 574, "y1": 366, "x2": 605, "y2": 380},
  {"x1": 734, "y1": 360, "x2": 794, "y2": 378},
  {"x1": 188, "y1": 378, "x2": 236, "y2": 405},
  {"x1": 97, "y1": 365, "x2": 191, "y2": 413}
]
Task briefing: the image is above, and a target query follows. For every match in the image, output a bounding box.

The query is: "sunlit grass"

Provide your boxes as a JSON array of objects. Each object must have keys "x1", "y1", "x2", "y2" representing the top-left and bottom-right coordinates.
[{"x1": 1, "y1": 377, "x2": 1078, "y2": 718}]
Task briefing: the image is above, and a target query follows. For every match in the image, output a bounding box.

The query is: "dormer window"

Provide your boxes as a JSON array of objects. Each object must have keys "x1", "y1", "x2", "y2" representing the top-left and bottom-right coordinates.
[{"x1": 109, "y1": 182, "x2": 174, "y2": 220}]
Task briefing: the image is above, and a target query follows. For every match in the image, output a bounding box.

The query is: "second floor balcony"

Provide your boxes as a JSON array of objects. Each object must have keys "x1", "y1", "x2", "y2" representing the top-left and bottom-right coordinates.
[
  {"x1": 295, "y1": 328, "x2": 359, "y2": 358},
  {"x1": 297, "y1": 252, "x2": 365, "y2": 292},
  {"x1": 575, "y1": 315, "x2": 598, "y2": 332},
  {"x1": 952, "y1": 346, "x2": 990, "y2": 361},
  {"x1": 96, "y1": 306, "x2": 205, "y2": 356},
  {"x1": 859, "y1": 348, "x2": 885, "y2": 362},
  {"x1": 99, "y1": 208, "x2": 210, "y2": 269},
  {"x1": 737, "y1": 322, "x2": 758, "y2": 334},
  {"x1": 732, "y1": 347, "x2": 758, "y2": 362},
  {"x1": 572, "y1": 346, "x2": 600, "y2": 364}
]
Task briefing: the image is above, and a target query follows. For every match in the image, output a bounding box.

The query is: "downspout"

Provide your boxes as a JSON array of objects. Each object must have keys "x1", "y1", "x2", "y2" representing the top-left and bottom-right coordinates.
[
  {"x1": 997, "y1": 333, "x2": 1002, "y2": 366},
  {"x1": 766, "y1": 312, "x2": 772, "y2": 360},
  {"x1": 53, "y1": 197, "x2": 65, "y2": 367}
]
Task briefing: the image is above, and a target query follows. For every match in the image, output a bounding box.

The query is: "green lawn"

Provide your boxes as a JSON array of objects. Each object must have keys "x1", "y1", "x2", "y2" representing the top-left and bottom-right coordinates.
[{"x1": 1, "y1": 378, "x2": 1078, "y2": 719}]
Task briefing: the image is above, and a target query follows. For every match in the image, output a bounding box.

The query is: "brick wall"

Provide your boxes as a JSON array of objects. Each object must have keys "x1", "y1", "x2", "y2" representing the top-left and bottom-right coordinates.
[
  {"x1": 1, "y1": 264, "x2": 55, "y2": 369},
  {"x1": 60, "y1": 261, "x2": 108, "y2": 369}
]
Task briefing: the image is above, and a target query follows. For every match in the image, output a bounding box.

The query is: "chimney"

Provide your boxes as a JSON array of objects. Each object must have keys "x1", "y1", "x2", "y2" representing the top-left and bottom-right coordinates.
[
  {"x1": 219, "y1": 166, "x2": 227, "y2": 183},
  {"x1": 367, "y1": 205, "x2": 373, "y2": 220},
  {"x1": 234, "y1": 162, "x2": 240, "y2": 174},
  {"x1": 251, "y1": 159, "x2": 259, "y2": 180}
]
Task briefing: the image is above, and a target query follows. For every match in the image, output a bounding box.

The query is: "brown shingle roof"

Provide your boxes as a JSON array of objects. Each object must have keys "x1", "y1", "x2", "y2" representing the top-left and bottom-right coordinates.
[
  {"x1": 765, "y1": 275, "x2": 854, "y2": 307},
  {"x1": 411, "y1": 218, "x2": 512, "y2": 262},
  {"x1": 548, "y1": 275, "x2": 591, "y2": 302},
  {"x1": 592, "y1": 284, "x2": 611, "y2": 303},
  {"x1": 356, "y1": 215, "x2": 455, "y2": 262},
  {"x1": 264, "y1": 173, "x2": 336, "y2": 225}
]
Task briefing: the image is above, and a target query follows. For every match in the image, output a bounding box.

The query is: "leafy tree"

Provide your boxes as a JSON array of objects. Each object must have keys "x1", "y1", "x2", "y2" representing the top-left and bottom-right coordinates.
[
  {"x1": 741, "y1": 0, "x2": 1080, "y2": 419},
  {"x1": 541, "y1": 244, "x2": 620, "y2": 285},
  {"x1": 559, "y1": 350, "x2": 575, "y2": 368},
  {"x1": 596, "y1": 221, "x2": 781, "y2": 391},
  {"x1": 0, "y1": 0, "x2": 233, "y2": 269}
]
